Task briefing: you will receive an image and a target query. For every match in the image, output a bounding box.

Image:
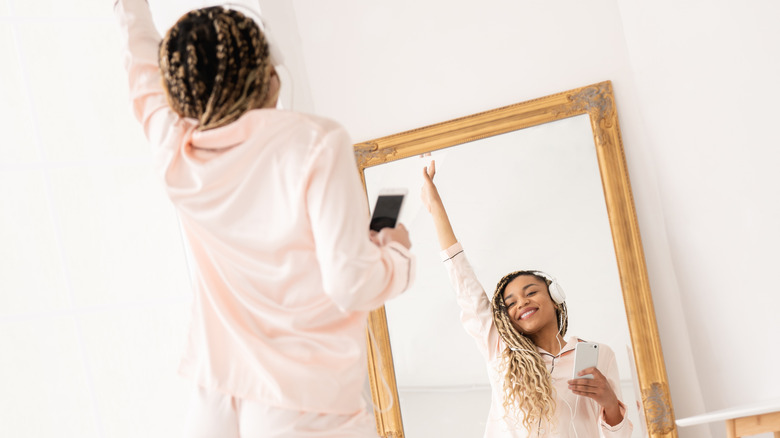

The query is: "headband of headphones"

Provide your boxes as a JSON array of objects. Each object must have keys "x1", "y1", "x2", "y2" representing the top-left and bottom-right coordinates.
[{"x1": 222, "y1": 3, "x2": 285, "y2": 67}]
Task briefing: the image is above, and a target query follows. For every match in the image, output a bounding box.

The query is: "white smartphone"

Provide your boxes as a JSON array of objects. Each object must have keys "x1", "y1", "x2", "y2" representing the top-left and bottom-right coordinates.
[
  {"x1": 572, "y1": 342, "x2": 599, "y2": 380},
  {"x1": 369, "y1": 189, "x2": 407, "y2": 232}
]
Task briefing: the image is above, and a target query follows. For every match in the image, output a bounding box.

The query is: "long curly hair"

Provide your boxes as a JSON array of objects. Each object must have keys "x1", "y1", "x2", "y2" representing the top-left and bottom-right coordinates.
[
  {"x1": 158, "y1": 6, "x2": 274, "y2": 130},
  {"x1": 491, "y1": 271, "x2": 569, "y2": 432}
]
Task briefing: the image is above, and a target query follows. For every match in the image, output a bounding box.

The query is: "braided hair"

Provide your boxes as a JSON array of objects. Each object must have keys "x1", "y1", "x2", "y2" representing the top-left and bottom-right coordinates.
[
  {"x1": 159, "y1": 6, "x2": 274, "y2": 131},
  {"x1": 491, "y1": 271, "x2": 569, "y2": 432}
]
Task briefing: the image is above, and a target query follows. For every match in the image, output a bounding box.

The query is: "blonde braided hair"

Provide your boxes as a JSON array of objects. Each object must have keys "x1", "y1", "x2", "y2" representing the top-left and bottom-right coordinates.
[
  {"x1": 159, "y1": 6, "x2": 274, "y2": 131},
  {"x1": 491, "y1": 271, "x2": 569, "y2": 432}
]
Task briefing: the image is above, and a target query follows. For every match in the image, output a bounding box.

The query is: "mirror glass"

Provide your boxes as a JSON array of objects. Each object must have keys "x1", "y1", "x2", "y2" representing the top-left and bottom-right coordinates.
[{"x1": 364, "y1": 114, "x2": 645, "y2": 437}]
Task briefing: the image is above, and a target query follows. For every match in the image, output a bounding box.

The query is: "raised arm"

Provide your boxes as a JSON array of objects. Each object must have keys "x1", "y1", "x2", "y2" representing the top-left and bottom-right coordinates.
[
  {"x1": 422, "y1": 160, "x2": 502, "y2": 360},
  {"x1": 114, "y1": 0, "x2": 187, "y2": 149},
  {"x1": 421, "y1": 160, "x2": 458, "y2": 250}
]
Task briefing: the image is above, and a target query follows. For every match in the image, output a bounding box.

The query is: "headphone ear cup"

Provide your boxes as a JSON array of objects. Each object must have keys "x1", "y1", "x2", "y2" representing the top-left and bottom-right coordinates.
[
  {"x1": 549, "y1": 281, "x2": 566, "y2": 304},
  {"x1": 533, "y1": 270, "x2": 566, "y2": 304}
]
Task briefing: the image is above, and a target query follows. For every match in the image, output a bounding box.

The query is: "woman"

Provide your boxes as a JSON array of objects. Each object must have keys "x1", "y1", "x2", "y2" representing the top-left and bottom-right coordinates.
[
  {"x1": 420, "y1": 160, "x2": 632, "y2": 437},
  {"x1": 114, "y1": 1, "x2": 414, "y2": 436}
]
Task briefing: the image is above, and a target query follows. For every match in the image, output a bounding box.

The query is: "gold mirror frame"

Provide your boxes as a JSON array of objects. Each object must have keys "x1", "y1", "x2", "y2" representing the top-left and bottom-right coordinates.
[{"x1": 355, "y1": 81, "x2": 677, "y2": 438}]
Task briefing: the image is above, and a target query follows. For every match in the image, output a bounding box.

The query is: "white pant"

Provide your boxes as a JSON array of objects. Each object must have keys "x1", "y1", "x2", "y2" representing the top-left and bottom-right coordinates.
[{"x1": 183, "y1": 386, "x2": 379, "y2": 438}]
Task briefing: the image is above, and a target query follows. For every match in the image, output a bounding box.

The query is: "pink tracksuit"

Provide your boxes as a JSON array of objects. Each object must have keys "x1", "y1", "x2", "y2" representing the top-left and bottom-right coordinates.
[
  {"x1": 441, "y1": 242, "x2": 633, "y2": 437},
  {"x1": 115, "y1": 0, "x2": 415, "y2": 435}
]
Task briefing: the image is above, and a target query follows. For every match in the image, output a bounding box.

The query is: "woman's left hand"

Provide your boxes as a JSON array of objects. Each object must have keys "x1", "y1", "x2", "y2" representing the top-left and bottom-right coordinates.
[{"x1": 568, "y1": 367, "x2": 624, "y2": 426}]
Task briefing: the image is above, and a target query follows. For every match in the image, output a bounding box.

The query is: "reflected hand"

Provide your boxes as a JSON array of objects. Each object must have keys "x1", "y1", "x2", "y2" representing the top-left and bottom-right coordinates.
[
  {"x1": 370, "y1": 223, "x2": 411, "y2": 249},
  {"x1": 421, "y1": 160, "x2": 442, "y2": 214},
  {"x1": 568, "y1": 367, "x2": 623, "y2": 426}
]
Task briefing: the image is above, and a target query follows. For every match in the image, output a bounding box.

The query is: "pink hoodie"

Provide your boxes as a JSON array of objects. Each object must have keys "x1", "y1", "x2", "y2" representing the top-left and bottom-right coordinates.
[
  {"x1": 115, "y1": 0, "x2": 414, "y2": 414},
  {"x1": 441, "y1": 242, "x2": 632, "y2": 437}
]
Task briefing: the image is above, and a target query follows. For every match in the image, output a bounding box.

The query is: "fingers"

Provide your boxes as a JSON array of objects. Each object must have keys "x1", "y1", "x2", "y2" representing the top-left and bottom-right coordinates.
[
  {"x1": 422, "y1": 165, "x2": 431, "y2": 181},
  {"x1": 569, "y1": 367, "x2": 602, "y2": 391},
  {"x1": 578, "y1": 367, "x2": 602, "y2": 378},
  {"x1": 568, "y1": 378, "x2": 603, "y2": 399},
  {"x1": 568, "y1": 378, "x2": 598, "y2": 389},
  {"x1": 422, "y1": 160, "x2": 436, "y2": 181},
  {"x1": 369, "y1": 229, "x2": 381, "y2": 246},
  {"x1": 374, "y1": 223, "x2": 412, "y2": 249},
  {"x1": 568, "y1": 367, "x2": 618, "y2": 409},
  {"x1": 568, "y1": 368, "x2": 604, "y2": 386}
]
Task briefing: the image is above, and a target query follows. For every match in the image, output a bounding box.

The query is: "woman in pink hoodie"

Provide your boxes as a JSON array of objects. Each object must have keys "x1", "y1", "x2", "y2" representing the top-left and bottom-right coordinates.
[
  {"x1": 421, "y1": 160, "x2": 631, "y2": 437},
  {"x1": 115, "y1": 1, "x2": 415, "y2": 436}
]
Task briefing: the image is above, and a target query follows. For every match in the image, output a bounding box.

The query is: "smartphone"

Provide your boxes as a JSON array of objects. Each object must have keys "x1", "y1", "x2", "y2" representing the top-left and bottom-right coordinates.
[
  {"x1": 572, "y1": 342, "x2": 599, "y2": 380},
  {"x1": 369, "y1": 189, "x2": 407, "y2": 232}
]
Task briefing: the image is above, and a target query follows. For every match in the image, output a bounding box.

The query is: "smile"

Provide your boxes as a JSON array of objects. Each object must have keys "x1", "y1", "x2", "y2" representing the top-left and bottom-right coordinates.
[{"x1": 520, "y1": 308, "x2": 537, "y2": 320}]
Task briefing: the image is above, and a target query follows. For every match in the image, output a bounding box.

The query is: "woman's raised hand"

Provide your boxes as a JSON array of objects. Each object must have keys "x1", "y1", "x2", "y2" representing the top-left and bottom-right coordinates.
[
  {"x1": 421, "y1": 159, "x2": 442, "y2": 214},
  {"x1": 419, "y1": 159, "x2": 458, "y2": 249}
]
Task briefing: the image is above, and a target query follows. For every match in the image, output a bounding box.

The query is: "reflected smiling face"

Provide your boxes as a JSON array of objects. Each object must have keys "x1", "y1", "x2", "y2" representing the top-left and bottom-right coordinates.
[{"x1": 502, "y1": 275, "x2": 559, "y2": 336}]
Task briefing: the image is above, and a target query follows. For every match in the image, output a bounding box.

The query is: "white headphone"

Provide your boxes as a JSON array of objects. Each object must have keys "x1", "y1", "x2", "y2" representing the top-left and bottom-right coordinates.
[
  {"x1": 222, "y1": 3, "x2": 285, "y2": 67},
  {"x1": 531, "y1": 270, "x2": 566, "y2": 304},
  {"x1": 221, "y1": 3, "x2": 292, "y2": 109}
]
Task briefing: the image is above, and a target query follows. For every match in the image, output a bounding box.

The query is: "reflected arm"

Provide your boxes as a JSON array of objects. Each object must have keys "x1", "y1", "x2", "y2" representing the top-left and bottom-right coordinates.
[
  {"x1": 421, "y1": 161, "x2": 458, "y2": 249},
  {"x1": 423, "y1": 161, "x2": 502, "y2": 360}
]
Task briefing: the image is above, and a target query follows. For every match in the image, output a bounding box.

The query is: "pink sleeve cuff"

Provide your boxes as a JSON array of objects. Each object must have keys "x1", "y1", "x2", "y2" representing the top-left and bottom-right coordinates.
[
  {"x1": 439, "y1": 241, "x2": 463, "y2": 262},
  {"x1": 386, "y1": 241, "x2": 416, "y2": 293},
  {"x1": 600, "y1": 400, "x2": 630, "y2": 433}
]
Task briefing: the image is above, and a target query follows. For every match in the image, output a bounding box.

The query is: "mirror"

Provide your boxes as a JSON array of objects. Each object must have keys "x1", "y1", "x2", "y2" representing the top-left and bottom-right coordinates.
[
  {"x1": 355, "y1": 82, "x2": 677, "y2": 438},
  {"x1": 367, "y1": 114, "x2": 642, "y2": 436}
]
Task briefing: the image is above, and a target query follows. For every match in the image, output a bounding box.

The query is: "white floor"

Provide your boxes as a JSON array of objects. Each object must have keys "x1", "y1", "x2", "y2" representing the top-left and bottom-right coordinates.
[{"x1": 396, "y1": 381, "x2": 646, "y2": 438}]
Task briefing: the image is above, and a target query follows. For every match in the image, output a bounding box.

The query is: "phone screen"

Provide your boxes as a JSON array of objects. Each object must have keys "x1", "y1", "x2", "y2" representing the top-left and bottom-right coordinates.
[{"x1": 370, "y1": 195, "x2": 404, "y2": 232}]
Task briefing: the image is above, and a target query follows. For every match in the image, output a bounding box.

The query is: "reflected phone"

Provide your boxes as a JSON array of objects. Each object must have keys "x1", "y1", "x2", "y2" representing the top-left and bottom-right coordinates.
[
  {"x1": 572, "y1": 342, "x2": 599, "y2": 380},
  {"x1": 369, "y1": 189, "x2": 407, "y2": 232}
]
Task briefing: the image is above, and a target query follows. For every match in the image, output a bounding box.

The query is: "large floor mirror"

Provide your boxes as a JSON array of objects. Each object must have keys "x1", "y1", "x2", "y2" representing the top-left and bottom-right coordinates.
[{"x1": 356, "y1": 82, "x2": 677, "y2": 437}]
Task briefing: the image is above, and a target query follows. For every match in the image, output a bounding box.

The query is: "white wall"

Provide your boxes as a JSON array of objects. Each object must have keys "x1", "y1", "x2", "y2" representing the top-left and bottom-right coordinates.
[
  {"x1": 617, "y1": 1, "x2": 780, "y2": 436},
  {"x1": 1, "y1": 0, "x2": 778, "y2": 437},
  {"x1": 0, "y1": 1, "x2": 193, "y2": 436},
  {"x1": 0, "y1": 1, "x2": 308, "y2": 436}
]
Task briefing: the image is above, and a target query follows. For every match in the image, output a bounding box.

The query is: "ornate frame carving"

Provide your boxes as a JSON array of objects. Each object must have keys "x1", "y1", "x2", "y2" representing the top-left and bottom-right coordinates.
[{"x1": 356, "y1": 81, "x2": 677, "y2": 437}]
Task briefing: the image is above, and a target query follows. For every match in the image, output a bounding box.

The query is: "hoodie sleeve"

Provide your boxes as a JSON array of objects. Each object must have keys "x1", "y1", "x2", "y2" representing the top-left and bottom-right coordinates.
[
  {"x1": 305, "y1": 124, "x2": 415, "y2": 312},
  {"x1": 598, "y1": 344, "x2": 634, "y2": 437},
  {"x1": 114, "y1": 0, "x2": 190, "y2": 152},
  {"x1": 440, "y1": 242, "x2": 501, "y2": 361}
]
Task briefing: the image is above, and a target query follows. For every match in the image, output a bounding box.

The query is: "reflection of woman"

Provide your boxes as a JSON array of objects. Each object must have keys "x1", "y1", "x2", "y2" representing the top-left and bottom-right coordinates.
[
  {"x1": 421, "y1": 160, "x2": 632, "y2": 437},
  {"x1": 115, "y1": 1, "x2": 414, "y2": 436}
]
